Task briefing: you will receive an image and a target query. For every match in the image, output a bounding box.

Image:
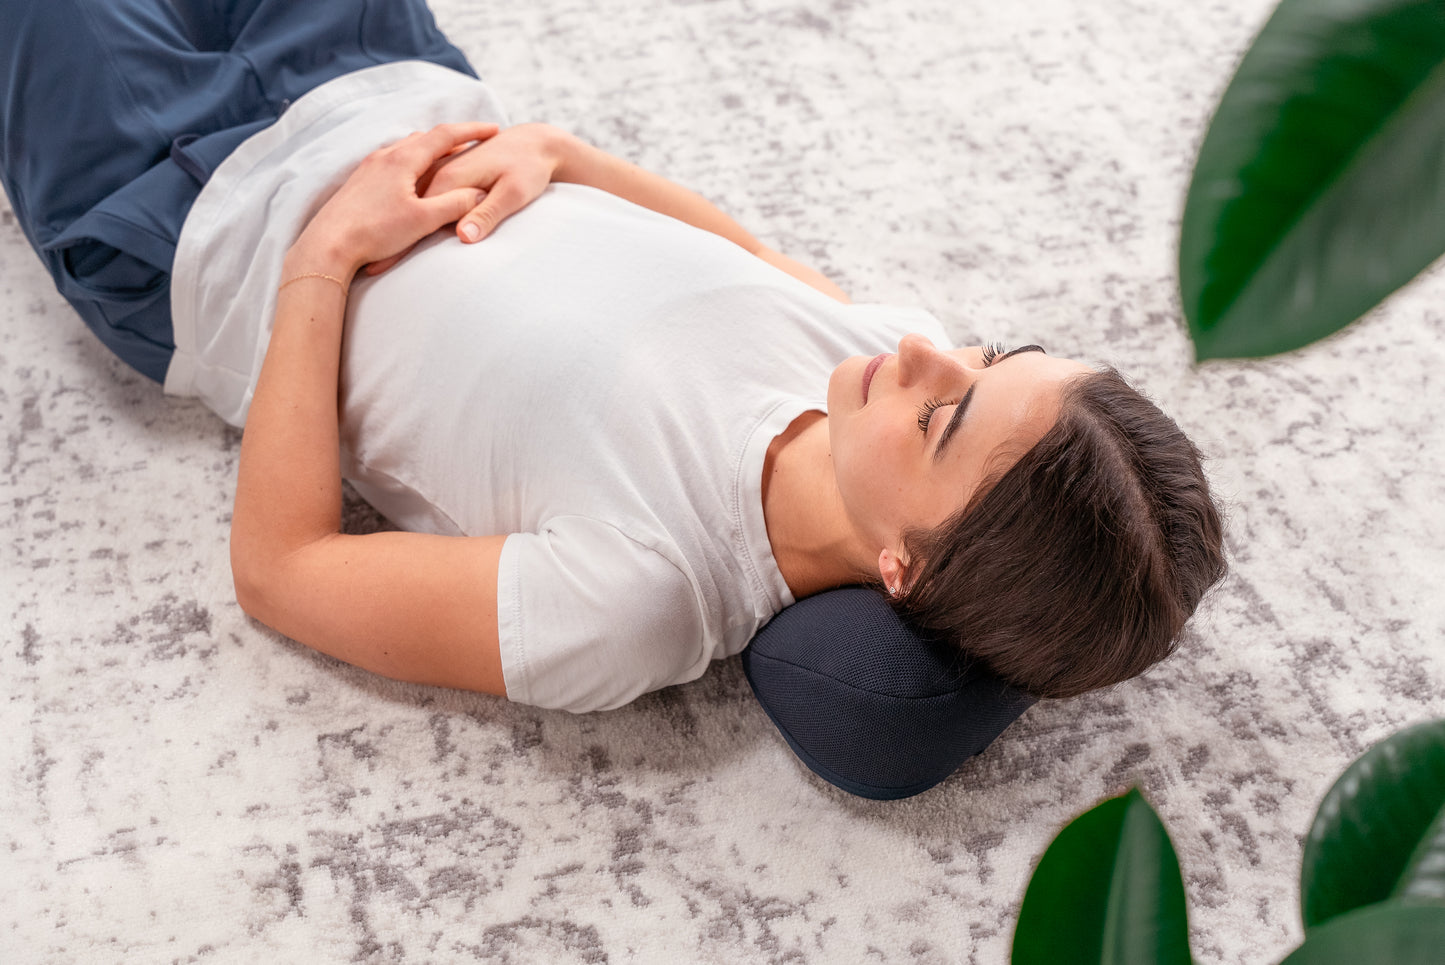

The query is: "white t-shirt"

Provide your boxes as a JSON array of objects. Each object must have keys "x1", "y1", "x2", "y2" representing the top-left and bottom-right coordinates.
[{"x1": 168, "y1": 61, "x2": 950, "y2": 711}]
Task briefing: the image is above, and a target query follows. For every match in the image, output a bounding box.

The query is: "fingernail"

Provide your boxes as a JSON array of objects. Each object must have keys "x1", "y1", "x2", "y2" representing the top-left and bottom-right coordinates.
[{"x1": 460, "y1": 222, "x2": 481, "y2": 242}]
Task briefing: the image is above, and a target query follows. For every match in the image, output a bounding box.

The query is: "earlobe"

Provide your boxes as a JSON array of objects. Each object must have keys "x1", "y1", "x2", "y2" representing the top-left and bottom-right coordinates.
[{"x1": 877, "y1": 547, "x2": 911, "y2": 598}]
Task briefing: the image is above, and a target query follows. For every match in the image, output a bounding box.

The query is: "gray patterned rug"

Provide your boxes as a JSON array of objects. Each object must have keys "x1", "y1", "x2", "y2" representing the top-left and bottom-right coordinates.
[{"x1": 5, "y1": 0, "x2": 1444, "y2": 962}]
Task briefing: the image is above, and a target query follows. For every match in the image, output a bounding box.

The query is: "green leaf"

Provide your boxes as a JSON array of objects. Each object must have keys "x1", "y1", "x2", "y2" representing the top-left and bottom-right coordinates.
[
  {"x1": 1178, "y1": 0, "x2": 1445, "y2": 360},
  {"x1": 1280, "y1": 901, "x2": 1445, "y2": 964},
  {"x1": 1301, "y1": 718, "x2": 1445, "y2": 930},
  {"x1": 1012, "y1": 789, "x2": 1191, "y2": 965}
]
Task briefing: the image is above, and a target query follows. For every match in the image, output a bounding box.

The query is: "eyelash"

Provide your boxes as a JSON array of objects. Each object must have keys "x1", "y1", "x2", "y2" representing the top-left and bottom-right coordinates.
[
  {"x1": 916, "y1": 397, "x2": 952, "y2": 433},
  {"x1": 981, "y1": 341, "x2": 1009, "y2": 366}
]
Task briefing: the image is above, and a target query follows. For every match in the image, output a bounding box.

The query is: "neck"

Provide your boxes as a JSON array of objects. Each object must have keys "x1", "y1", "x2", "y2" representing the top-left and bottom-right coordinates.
[{"x1": 761, "y1": 411, "x2": 874, "y2": 598}]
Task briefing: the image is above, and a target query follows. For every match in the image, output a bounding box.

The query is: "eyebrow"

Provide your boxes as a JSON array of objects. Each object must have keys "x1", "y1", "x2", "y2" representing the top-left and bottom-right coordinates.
[{"x1": 933, "y1": 345, "x2": 1048, "y2": 463}]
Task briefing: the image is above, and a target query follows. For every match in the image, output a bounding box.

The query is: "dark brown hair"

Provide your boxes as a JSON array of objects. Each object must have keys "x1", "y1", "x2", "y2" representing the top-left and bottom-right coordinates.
[{"x1": 893, "y1": 368, "x2": 1226, "y2": 699}]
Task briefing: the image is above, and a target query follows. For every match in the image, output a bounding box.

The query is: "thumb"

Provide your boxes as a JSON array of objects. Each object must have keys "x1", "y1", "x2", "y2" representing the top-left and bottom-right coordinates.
[
  {"x1": 456, "y1": 176, "x2": 531, "y2": 242},
  {"x1": 425, "y1": 187, "x2": 487, "y2": 230}
]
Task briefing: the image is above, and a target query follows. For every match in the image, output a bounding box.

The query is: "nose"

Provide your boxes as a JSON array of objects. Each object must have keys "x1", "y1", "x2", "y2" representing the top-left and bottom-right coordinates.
[{"x1": 896, "y1": 334, "x2": 970, "y2": 389}]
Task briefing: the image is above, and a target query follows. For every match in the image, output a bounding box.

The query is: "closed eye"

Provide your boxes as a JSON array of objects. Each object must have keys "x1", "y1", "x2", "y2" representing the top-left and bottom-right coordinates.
[
  {"x1": 932, "y1": 345, "x2": 1047, "y2": 462},
  {"x1": 916, "y1": 397, "x2": 956, "y2": 434}
]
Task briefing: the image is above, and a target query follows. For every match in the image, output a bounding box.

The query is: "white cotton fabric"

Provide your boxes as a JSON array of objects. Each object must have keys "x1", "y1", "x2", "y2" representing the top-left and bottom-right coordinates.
[
  {"x1": 167, "y1": 60, "x2": 948, "y2": 711},
  {"x1": 166, "y1": 61, "x2": 511, "y2": 421}
]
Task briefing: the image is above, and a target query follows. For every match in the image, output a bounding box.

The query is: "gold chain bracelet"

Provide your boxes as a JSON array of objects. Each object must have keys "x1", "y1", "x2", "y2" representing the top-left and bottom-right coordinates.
[{"x1": 278, "y1": 272, "x2": 348, "y2": 294}]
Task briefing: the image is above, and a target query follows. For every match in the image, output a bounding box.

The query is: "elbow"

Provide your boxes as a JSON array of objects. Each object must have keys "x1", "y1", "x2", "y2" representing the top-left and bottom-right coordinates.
[
  {"x1": 231, "y1": 555, "x2": 263, "y2": 621},
  {"x1": 230, "y1": 528, "x2": 333, "y2": 627},
  {"x1": 232, "y1": 567, "x2": 264, "y2": 621},
  {"x1": 230, "y1": 533, "x2": 274, "y2": 623}
]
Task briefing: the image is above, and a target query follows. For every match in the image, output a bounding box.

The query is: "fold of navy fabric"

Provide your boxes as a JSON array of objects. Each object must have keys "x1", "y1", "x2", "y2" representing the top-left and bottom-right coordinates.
[{"x1": 0, "y1": 0, "x2": 475, "y2": 381}]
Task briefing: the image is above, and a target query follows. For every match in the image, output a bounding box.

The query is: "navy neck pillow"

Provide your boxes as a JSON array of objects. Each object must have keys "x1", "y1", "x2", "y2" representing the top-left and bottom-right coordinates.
[{"x1": 742, "y1": 586, "x2": 1035, "y2": 799}]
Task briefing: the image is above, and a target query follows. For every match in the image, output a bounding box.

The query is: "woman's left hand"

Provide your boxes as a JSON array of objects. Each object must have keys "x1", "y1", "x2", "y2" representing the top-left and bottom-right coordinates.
[{"x1": 287, "y1": 122, "x2": 499, "y2": 279}]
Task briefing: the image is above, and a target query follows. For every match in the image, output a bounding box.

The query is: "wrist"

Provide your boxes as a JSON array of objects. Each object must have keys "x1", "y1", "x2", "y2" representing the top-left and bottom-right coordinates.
[
  {"x1": 547, "y1": 126, "x2": 592, "y2": 184},
  {"x1": 277, "y1": 271, "x2": 349, "y2": 298},
  {"x1": 284, "y1": 231, "x2": 360, "y2": 283}
]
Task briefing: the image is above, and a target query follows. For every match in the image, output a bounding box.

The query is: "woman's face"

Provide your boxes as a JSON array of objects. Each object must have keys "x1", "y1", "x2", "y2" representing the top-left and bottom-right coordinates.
[{"x1": 827, "y1": 334, "x2": 1091, "y2": 555}]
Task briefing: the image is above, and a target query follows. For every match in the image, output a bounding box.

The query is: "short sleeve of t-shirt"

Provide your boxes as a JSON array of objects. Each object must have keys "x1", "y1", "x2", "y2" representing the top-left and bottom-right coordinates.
[{"x1": 497, "y1": 516, "x2": 706, "y2": 712}]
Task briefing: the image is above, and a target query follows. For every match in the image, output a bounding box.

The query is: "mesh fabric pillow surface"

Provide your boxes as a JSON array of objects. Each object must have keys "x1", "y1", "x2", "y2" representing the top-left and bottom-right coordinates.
[{"x1": 742, "y1": 587, "x2": 1035, "y2": 799}]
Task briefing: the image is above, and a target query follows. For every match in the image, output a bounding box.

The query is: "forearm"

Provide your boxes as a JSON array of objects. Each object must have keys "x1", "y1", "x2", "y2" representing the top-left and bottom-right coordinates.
[
  {"x1": 225, "y1": 124, "x2": 513, "y2": 693},
  {"x1": 753, "y1": 246, "x2": 850, "y2": 302},
  {"x1": 231, "y1": 248, "x2": 355, "y2": 582},
  {"x1": 550, "y1": 130, "x2": 764, "y2": 253},
  {"x1": 230, "y1": 252, "x2": 510, "y2": 696},
  {"x1": 232, "y1": 123, "x2": 489, "y2": 588},
  {"x1": 431, "y1": 123, "x2": 849, "y2": 301},
  {"x1": 551, "y1": 131, "x2": 849, "y2": 300}
]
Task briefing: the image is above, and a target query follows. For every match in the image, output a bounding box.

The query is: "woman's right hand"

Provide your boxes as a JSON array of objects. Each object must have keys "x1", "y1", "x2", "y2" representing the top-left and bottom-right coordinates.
[
  {"x1": 289, "y1": 122, "x2": 497, "y2": 280},
  {"x1": 425, "y1": 123, "x2": 576, "y2": 241},
  {"x1": 362, "y1": 123, "x2": 574, "y2": 276}
]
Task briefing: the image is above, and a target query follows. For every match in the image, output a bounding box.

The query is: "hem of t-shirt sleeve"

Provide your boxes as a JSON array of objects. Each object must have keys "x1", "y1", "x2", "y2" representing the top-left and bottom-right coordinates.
[{"x1": 495, "y1": 533, "x2": 529, "y2": 705}]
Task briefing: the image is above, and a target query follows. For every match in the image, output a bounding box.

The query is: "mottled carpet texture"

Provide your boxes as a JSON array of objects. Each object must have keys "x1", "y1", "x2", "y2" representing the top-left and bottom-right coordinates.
[{"x1": 5, "y1": 0, "x2": 1444, "y2": 962}]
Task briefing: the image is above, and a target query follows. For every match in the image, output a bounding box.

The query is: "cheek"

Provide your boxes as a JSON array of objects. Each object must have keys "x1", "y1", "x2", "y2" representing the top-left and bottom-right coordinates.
[
  {"x1": 829, "y1": 353, "x2": 870, "y2": 400},
  {"x1": 833, "y1": 416, "x2": 914, "y2": 514}
]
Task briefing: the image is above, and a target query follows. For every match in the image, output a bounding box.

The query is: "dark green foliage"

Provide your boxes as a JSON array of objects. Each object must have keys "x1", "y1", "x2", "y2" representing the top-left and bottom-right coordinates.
[
  {"x1": 1013, "y1": 789, "x2": 1191, "y2": 965},
  {"x1": 1300, "y1": 718, "x2": 1445, "y2": 928},
  {"x1": 1280, "y1": 902, "x2": 1445, "y2": 964},
  {"x1": 1179, "y1": 0, "x2": 1445, "y2": 359}
]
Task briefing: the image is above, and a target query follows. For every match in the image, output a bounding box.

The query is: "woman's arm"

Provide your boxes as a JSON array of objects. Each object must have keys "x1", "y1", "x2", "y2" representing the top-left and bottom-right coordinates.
[
  {"x1": 421, "y1": 123, "x2": 850, "y2": 303},
  {"x1": 231, "y1": 124, "x2": 510, "y2": 694}
]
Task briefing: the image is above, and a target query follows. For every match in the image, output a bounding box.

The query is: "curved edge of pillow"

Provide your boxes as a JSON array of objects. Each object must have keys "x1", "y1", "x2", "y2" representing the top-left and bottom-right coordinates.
[{"x1": 741, "y1": 654, "x2": 959, "y2": 800}]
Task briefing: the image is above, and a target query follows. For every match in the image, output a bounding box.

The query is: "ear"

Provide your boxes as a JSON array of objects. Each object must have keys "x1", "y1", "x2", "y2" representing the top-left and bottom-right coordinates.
[{"x1": 877, "y1": 546, "x2": 911, "y2": 598}]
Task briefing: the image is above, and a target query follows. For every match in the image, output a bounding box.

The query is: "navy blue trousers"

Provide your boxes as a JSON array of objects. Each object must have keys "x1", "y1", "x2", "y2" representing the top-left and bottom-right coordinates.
[{"x1": 0, "y1": 0, "x2": 475, "y2": 382}]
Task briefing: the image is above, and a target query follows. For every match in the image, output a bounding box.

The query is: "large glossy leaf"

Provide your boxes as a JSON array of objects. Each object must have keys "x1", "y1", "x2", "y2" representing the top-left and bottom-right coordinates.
[
  {"x1": 1301, "y1": 718, "x2": 1445, "y2": 929},
  {"x1": 1280, "y1": 901, "x2": 1445, "y2": 964},
  {"x1": 1012, "y1": 789, "x2": 1190, "y2": 965},
  {"x1": 1179, "y1": 0, "x2": 1445, "y2": 360}
]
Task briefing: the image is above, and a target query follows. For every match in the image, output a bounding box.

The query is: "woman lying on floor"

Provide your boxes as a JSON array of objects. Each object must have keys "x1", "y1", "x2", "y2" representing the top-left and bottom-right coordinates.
[{"x1": 1, "y1": 1, "x2": 1224, "y2": 726}]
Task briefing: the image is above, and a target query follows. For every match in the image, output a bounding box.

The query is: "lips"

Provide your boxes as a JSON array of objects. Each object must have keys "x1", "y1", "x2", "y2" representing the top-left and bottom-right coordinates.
[{"x1": 861, "y1": 353, "x2": 891, "y2": 404}]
